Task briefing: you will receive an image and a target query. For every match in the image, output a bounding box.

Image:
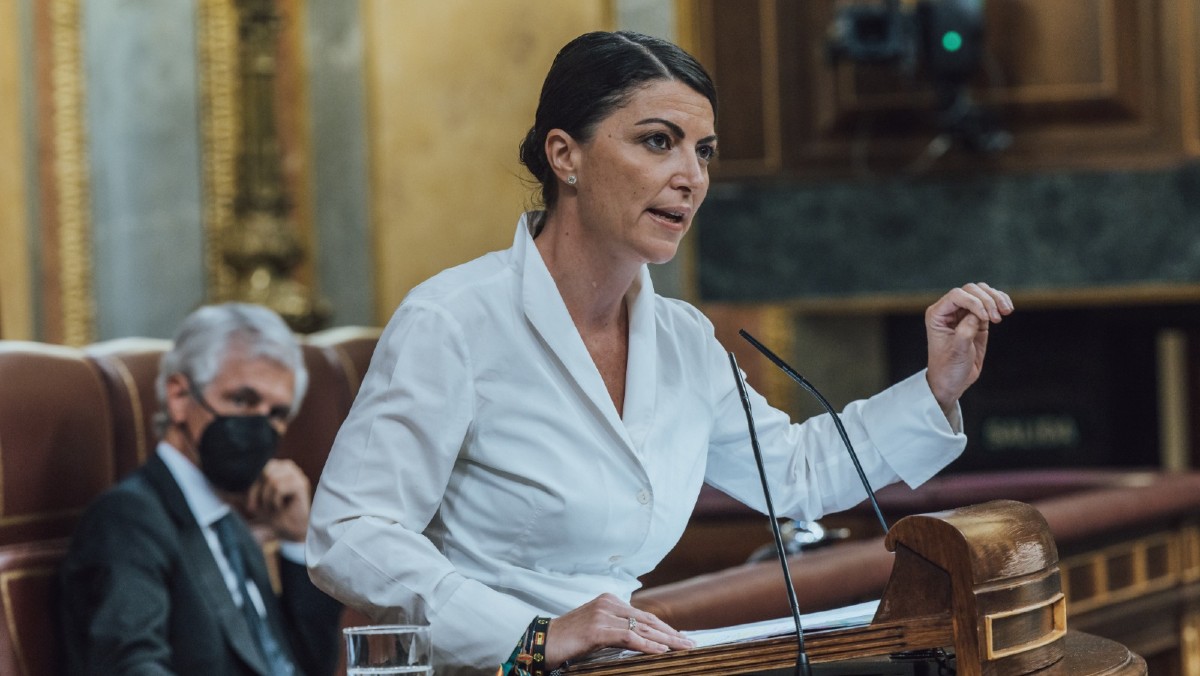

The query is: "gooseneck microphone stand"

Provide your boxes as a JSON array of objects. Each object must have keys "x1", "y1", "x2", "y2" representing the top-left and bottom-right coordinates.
[{"x1": 728, "y1": 352, "x2": 812, "y2": 676}]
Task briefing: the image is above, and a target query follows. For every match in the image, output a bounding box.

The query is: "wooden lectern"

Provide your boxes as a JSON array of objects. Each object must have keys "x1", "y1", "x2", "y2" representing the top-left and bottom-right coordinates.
[{"x1": 565, "y1": 501, "x2": 1146, "y2": 676}]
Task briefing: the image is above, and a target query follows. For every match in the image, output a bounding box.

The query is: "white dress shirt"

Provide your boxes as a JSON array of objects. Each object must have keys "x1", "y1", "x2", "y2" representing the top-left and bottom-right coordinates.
[
  {"x1": 307, "y1": 213, "x2": 965, "y2": 676},
  {"x1": 157, "y1": 443, "x2": 270, "y2": 618}
]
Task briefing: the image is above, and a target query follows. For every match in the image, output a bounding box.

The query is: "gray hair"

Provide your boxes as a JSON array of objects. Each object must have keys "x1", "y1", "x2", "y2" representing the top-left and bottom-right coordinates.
[{"x1": 153, "y1": 303, "x2": 309, "y2": 437}]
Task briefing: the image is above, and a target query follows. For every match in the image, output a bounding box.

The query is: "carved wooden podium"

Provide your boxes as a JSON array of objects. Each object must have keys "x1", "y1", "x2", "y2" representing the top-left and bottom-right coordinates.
[{"x1": 565, "y1": 501, "x2": 1146, "y2": 676}]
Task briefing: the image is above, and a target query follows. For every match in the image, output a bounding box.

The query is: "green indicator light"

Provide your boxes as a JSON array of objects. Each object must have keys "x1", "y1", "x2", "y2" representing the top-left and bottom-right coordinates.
[{"x1": 942, "y1": 31, "x2": 963, "y2": 52}]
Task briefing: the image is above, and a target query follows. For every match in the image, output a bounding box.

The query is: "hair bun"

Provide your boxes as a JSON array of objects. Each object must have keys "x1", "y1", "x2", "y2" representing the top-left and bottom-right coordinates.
[{"x1": 519, "y1": 126, "x2": 548, "y2": 182}]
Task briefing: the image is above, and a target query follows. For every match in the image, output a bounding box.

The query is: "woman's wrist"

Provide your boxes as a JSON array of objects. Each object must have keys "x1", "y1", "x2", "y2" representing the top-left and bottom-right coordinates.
[{"x1": 499, "y1": 616, "x2": 552, "y2": 676}]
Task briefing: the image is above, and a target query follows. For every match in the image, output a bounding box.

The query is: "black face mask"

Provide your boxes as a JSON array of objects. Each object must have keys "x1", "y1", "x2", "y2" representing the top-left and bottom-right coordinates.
[{"x1": 187, "y1": 384, "x2": 280, "y2": 493}]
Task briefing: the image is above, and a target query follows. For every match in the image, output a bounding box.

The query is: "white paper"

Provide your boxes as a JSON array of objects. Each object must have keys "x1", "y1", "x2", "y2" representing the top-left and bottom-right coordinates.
[
  {"x1": 684, "y1": 599, "x2": 879, "y2": 647},
  {"x1": 583, "y1": 599, "x2": 879, "y2": 663}
]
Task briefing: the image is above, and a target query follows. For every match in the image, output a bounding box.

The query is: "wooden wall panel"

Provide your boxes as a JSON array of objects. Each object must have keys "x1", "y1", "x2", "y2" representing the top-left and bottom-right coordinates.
[
  {"x1": 1185, "y1": 0, "x2": 1200, "y2": 155},
  {"x1": 703, "y1": 0, "x2": 1197, "y2": 178}
]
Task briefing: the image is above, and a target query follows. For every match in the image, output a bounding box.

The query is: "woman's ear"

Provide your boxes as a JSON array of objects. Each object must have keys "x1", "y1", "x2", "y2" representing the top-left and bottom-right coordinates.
[{"x1": 544, "y1": 128, "x2": 579, "y2": 186}]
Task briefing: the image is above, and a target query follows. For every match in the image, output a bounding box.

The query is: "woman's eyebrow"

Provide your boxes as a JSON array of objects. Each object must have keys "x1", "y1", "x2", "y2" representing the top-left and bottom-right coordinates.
[
  {"x1": 635, "y1": 117, "x2": 717, "y2": 146},
  {"x1": 635, "y1": 117, "x2": 685, "y2": 138}
]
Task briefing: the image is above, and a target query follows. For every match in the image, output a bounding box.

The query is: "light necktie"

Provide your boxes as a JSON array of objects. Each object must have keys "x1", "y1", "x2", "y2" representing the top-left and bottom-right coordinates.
[{"x1": 212, "y1": 513, "x2": 297, "y2": 676}]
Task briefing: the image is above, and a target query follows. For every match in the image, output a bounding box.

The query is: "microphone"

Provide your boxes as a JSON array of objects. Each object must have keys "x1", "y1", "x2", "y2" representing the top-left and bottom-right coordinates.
[
  {"x1": 727, "y1": 352, "x2": 812, "y2": 676},
  {"x1": 738, "y1": 329, "x2": 890, "y2": 535}
]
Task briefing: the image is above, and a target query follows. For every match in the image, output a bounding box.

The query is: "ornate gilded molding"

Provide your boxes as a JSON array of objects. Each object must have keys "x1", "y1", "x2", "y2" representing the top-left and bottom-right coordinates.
[
  {"x1": 42, "y1": 0, "x2": 95, "y2": 345},
  {"x1": 197, "y1": 0, "x2": 240, "y2": 302},
  {"x1": 197, "y1": 0, "x2": 328, "y2": 331}
]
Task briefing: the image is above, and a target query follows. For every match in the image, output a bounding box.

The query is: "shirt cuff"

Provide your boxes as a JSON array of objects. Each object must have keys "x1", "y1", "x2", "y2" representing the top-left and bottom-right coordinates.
[
  {"x1": 278, "y1": 539, "x2": 306, "y2": 564},
  {"x1": 944, "y1": 402, "x2": 963, "y2": 434}
]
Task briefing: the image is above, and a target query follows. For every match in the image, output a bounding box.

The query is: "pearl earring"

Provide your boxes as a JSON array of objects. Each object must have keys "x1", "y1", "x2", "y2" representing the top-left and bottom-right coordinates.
[{"x1": 567, "y1": 175, "x2": 577, "y2": 186}]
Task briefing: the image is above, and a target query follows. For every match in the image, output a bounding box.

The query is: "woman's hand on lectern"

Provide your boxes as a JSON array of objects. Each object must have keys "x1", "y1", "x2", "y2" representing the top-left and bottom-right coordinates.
[
  {"x1": 925, "y1": 282, "x2": 1014, "y2": 417},
  {"x1": 545, "y1": 593, "x2": 695, "y2": 669}
]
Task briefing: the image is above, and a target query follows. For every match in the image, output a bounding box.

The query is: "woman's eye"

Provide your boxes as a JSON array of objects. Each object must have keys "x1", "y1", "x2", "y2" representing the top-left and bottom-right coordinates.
[
  {"x1": 698, "y1": 145, "x2": 716, "y2": 162},
  {"x1": 645, "y1": 133, "x2": 671, "y2": 150}
]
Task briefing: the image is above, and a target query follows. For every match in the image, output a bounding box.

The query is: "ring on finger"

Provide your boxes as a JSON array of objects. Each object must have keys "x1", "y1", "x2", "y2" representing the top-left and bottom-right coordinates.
[{"x1": 628, "y1": 617, "x2": 638, "y2": 632}]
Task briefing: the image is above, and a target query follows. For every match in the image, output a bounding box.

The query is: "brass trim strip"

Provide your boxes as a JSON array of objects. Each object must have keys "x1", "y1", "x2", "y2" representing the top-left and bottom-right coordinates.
[
  {"x1": 48, "y1": 0, "x2": 95, "y2": 345},
  {"x1": 1184, "y1": 610, "x2": 1200, "y2": 676},
  {"x1": 1062, "y1": 532, "x2": 1180, "y2": 614},
  {"x1": 1, "y1": 566, "x2": 56, "y2": 676},
  {"x1": 1157, "y1": 329, "x2": 1191, "y2": 471},
  {"x1": 0, "y1": 507, "x2": 84, "y2": 528},
  {"x1": 1183, "y1": 524, "x2": 1200, "y2": 583},
  {"x1": 197, "y1": 0, "x2": 239, "y2": 301},
  {"x1": 109, "y1": 358, "x2": 149, "y2": 464},
  {"x1": 983, "y1": 592, "x2": 1066, "y2": 661}
]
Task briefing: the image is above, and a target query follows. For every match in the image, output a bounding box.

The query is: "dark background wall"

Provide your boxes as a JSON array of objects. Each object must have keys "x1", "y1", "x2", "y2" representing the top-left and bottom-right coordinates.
[
  {"x1": 695, "y1": 161, "x2": 1200, "y2": 473},
  {"x1": 697, "y1": 163, "x2": 1200, "y2": 303}
]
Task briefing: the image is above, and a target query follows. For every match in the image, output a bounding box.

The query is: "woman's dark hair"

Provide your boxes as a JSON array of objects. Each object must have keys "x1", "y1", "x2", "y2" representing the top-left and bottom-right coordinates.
[{"x1": 518, "y1": 31, "x2": 718, "y2": 214}]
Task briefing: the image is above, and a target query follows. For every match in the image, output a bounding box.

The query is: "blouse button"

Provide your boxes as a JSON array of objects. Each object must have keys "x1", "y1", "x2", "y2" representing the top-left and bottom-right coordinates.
[{"x1": 636, "y1": 489, "x2": 650, "y2": 505}]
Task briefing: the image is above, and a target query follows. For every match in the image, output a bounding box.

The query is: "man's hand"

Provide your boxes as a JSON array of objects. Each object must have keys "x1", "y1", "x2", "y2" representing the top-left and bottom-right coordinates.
[{"x1": 245, "y1": 459, "x2": 311, "y2": 543}]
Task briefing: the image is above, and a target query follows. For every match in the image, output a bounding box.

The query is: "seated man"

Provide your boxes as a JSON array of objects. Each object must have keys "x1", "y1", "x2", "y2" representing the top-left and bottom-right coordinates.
[{"x1": 59, "y1": 303, "x2": 342, "y2": 675}]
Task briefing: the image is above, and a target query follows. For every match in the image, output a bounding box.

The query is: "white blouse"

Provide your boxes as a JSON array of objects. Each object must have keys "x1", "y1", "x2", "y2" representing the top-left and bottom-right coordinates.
[{"x1": 306, "y1": 214, "x2": 965, "y2": 676}]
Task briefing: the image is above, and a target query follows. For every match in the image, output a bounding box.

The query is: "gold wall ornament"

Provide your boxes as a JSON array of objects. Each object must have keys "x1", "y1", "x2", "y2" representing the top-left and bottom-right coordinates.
[
  {"x1": 30, "y1": 0, "x2": 97, "y2": 345},
  {"x1": 198, "y1": 0, "x2": 240, "y2": 304},
  {"x1": 216, "y1": 0, "x2": 329, "y2": 332},
  {"x1": 50, "y1": 0, "x2": 96, "y2": 346}
]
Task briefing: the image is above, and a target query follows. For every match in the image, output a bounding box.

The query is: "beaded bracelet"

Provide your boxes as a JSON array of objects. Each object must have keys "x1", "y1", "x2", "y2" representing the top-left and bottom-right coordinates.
[{"x1": 498, "y1": 616, "x2": 551, "y2": 676}]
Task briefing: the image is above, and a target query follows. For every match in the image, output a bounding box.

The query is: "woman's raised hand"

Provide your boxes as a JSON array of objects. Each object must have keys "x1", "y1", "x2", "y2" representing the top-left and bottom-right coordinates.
[
  {"x1": 924, "y1": 282, "x2": 1014, "y2": 416},
  {"x1": 545, "y1": 593, "x2": 695, "y2": 669}
]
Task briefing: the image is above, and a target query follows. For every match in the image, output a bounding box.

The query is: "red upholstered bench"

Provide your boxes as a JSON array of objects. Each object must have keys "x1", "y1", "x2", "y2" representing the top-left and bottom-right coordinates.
[{"x1": 0, "y1": 327, "x2": 380, "y2": 676}]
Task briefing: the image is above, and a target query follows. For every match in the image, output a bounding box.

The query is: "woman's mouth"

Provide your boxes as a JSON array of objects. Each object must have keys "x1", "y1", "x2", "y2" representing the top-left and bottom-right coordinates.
[{"x1": 648, "y1": 208, "x2": 685, "y2": 225}]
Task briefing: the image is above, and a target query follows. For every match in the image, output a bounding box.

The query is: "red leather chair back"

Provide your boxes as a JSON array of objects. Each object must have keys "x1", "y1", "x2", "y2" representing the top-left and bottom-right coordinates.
[
  {"x1": 283, "y1": 327, "x2": 381, "y2": 488},
  {"x1": 84, "y1": 338, "x2": 172, "y2": 481},
  {"x1": 0, "y1": 343, "x2": 113, "y2": 545},
  {"x1": 0, "y1": 342, "x2": 115, "y2": 676},
  {"x1": 278, "y1": 342, "x2": 357, "y2": 487}
]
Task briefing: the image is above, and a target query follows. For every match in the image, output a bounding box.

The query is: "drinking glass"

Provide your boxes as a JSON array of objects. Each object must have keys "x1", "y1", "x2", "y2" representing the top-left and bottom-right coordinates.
[{"x1": 344, "y1": 624, "x2": 433, "y2": 675}]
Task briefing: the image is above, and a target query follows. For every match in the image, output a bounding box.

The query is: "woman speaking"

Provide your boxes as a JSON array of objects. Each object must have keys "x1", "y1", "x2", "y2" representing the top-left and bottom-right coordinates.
[{"x1": 306, "y1": 30, "x2": 1012, "y2": 676}]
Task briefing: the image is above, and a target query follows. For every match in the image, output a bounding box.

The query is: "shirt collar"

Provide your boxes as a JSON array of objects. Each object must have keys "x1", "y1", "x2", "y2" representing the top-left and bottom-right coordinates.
[
  {"x1": 513, "y1": 210, "x2": 657, "y2": 307},
  {"x1": 513, "y1": 211, "x2": 658, "y2": 453},
  {"x1": 157, "y1": 441, "x2": 231, "y2": 528}
]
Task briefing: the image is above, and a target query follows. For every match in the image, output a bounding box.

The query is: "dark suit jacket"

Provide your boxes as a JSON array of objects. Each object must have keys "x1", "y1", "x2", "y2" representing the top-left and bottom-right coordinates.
[{"x1": 59, "y1": 453, "x2": 342, "y2": 675}]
